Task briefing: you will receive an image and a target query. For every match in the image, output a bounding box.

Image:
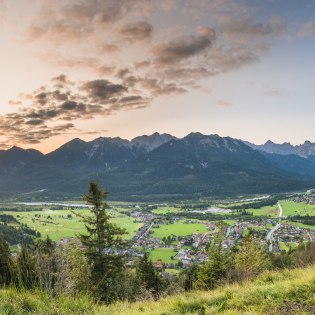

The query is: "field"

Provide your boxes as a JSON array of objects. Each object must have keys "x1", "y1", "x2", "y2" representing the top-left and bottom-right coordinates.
[
  {"x1": 151, "y1": 220, "x2": 208, "y2": 239},
  {"x1": 288, "y1": 221, "x2": 315, "y2": 231},
  {"x1": 149, "y1": 248, "x2": 177, "y2": 263},
  {"x1": 249, "y1": 204, "x2": 279, "y2": 217},
  {"x1": 1, "y1": 208, "x2": 142, "y2": 241},
  {"x1": 280, "y1": 200, "x2": 315, "y2": 216},
  {"x1": 151, "y1": 206, "x2": 182, "y2": 215}
]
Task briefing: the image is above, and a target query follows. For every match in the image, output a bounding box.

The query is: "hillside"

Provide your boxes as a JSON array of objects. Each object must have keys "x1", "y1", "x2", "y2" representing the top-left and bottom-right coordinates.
[
  {"x1": 0, "y1": 133, "x2": 314, "y2": 199},
  {"x1": 1, "y1": 265, "x2": 314, "y2": 314}
]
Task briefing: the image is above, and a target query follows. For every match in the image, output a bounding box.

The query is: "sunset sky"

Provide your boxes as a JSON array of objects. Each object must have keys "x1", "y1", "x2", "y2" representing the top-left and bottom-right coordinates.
[{"x1": 0, "y1": 0, "x2": 315, "y2": 153}]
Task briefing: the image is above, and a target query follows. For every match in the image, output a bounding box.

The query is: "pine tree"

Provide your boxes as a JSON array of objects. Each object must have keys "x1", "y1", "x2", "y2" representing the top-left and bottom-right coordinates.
[
  {"x1": 14, "y1": 244, "x2": 38, "y2": 289},
  {"x1": 197, "y1": 222, "x2": 233, "y2": 290},
  {"x1": 136, "y1": 252, "x2": 162, "y2": 297},
  {"x1": 0, "y1": 236, "x2": 11, "y2": 286},
  {"x1": 77, "y1": 181, "x2": 127, "y2": 303}
]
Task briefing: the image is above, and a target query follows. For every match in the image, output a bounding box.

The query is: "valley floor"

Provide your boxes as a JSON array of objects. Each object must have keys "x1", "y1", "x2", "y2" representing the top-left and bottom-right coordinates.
[{"x1": 1, "y1": 265, "x2": 315, "y2": 314}]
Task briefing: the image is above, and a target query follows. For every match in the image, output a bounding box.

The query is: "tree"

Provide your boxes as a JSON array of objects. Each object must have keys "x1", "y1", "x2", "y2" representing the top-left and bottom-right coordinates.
[
  {"x1": 197, "y1": 222, "x2": 233, "y2": 290},
  {"x1": 14, "y1": 244, "x2": 38, "y2": 289},
  {"x1": 76, "y1": 181, "x2": 127, "y2": 303},
  {"x1": 136, "y1": 252, "x2": 163, "y2": 298},
  {"x1": 0, "y1": 236, "x2": 11, "y2": 286},
  {"x1": 234, "y1": 229, "x2": 270, "y2": 281},
  {"x1": 35, "y1": 236, "x2": 58, "y2": 293}
]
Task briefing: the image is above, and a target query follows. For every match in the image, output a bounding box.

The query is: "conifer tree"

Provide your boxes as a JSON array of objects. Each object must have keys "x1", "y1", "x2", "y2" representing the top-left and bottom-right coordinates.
[
  {"x1": 0, "y1": 236, "x2": 11, "y2": 286},
  {"x1": 77, "y1": 181, "x2": 127, "y2": 303},
  {"x1": 136, "y1": 252, "x2": 162, "y2": 297},
  {"x1": 14, "y1": 244, "x2": 38, "y2": 289},
  {"x1": 197, "y1": 222, "x2": 232, "y2": 290}
]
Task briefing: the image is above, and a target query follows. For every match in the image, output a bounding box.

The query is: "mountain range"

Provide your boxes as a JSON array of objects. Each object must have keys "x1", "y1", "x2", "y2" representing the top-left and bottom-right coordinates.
[{"x1": 0, "y1": 133, "x2": 315, "y2": 200}]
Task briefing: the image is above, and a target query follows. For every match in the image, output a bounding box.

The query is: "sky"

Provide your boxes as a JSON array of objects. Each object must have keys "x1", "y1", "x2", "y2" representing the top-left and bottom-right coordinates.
[{"x1": 0, "y1": 0, "x2": 315, "y2": 153}]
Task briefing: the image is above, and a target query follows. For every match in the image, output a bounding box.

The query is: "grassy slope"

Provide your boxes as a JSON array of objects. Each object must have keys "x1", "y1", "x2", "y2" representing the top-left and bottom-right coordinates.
[{"x1": 1, "y1": 266, "x2": 315, "y2": 314}]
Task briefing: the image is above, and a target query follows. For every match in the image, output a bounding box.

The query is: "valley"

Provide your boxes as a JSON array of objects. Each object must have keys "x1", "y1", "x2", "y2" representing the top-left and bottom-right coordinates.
[{"x1": 2, "y1": 191, "x2": 315, "y2": 271}]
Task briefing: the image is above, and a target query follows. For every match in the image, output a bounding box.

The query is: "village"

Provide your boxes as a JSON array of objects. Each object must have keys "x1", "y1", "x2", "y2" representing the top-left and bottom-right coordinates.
[{"x1": 125, "y1": 208, "x2": 315, "y2": 270}]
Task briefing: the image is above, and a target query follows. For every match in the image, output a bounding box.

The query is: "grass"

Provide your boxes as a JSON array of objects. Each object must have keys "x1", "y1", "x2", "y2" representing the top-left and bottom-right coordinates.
[
  {"x1": 151, "y1": 220, "x2": 208, "y2": 239},
  {"x1": 280, "y1": 200, "x2": 315, "y2": 217},
  {"x1": 151, "y1": 207, "x2": 182, "y2": 215},
  {"x1": 1, "y1": 265, "x2": 315, "y2": 314},
  {"x1": 288, "y1": 221, "x2": 315, "y2": 231},
  {"x1": 249, "y1": 204, "x2": 279, "y2": 217},
  {"x1": 1, "y1": 209, "x2": 142, "y2": 241},
  {"x1": 149, "y1": 248, "x2": 177, "y2": 263},
  {"x1": 224, "y1": 219, "x2": 236, "y2": 226}
]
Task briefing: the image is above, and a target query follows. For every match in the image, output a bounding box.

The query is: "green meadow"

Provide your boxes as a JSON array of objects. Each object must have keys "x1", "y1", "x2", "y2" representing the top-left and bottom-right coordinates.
[
  {"x1": 280, "y1": 200, "x2": 315, "y2": 216},
  {"x1": 1, "y1": 209, "x2": 142, "y2": 241},
  {"x1": 151, "y1": 220, "x2": 208, "y2": 239},
  {"x1": 149, "y1": 248, "x2": 177, "y2": 263}
]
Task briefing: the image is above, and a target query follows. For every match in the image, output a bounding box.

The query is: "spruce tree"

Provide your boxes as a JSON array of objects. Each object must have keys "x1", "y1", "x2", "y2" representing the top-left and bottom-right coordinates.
[
  {"x1": 77, "y1": 181, "x2": 127, "y2": 303},
  {"x1": 136, "y1": 252, "x2": 162, "y2": 297},
  {"x1": 14, "y1": 244, "x2": 38, "y2": 289},
  {"x1": 0, "y1": 236, "x2": 11, "y2": 286},
  {"x1": 197, "y1": 222, "x2": 233, "y2": 290}
]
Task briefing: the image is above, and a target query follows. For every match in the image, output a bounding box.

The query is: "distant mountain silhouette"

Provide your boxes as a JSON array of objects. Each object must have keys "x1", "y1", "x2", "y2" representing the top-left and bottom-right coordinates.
[{"x1": 0, "y1": 133, "x2": 313, "y2": 199}]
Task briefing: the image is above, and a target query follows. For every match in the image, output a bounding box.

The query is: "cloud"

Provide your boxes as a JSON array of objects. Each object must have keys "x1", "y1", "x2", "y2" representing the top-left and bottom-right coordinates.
[
  {"x1": 98, "y1": 43, "x2": 120, "y2": 54},
  {"x1": 26, "y1": 0, "x2": 152, "y2": 44},
  {"x1": 0, "y1": 75, "x2": 149, "y2": 146},
  {"x1": 0, "y1": 0, "x2": 5, "y2": 25},
  {"x1": 217, "y1": 100, "x2": 232, "y2": 107},
  {"x1": 219, "y1": 15, "x2": 285, "y2": 41},
  {"x1": 152, "y1": 29, "x2": 215, "y2": 65},
  {"x1": 118, "y1": 21, "x2": 154, "y2": 42},
  {"x1": 299, "y1": 21, "x2": 315, "y2": 36},
  {"x1": 0, "y1": 0, "x2": 291, "y2": 148},
  {"x1": 263, "y1": 88, "x2": 284, "y2": 97},
  {"x1": 81, "y1": 80, "x2": 128, "y2": 102}
]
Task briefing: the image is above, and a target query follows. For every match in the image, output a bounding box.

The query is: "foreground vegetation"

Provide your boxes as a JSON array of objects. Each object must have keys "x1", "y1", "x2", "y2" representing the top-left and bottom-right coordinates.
[
  {"x1": 1, "y1": 265, "x2": 315, "y2": 314},
  {"x1": 1, "y1": 185, "x2": 315, "y2": 314}
]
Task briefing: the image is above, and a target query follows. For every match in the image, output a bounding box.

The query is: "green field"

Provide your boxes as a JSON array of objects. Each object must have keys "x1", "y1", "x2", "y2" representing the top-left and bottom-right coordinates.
[
  {"x1": 249, "y1": 204, "x2": 279, "y2": 217},
  {"x1": 149, "y1": 248, "x2": 177, "y2": 263},
  {"x1": 1, "y1": 209, "x2": 142, "y2": 241},
  {"x1": 151, "y1": 220, "x2": 208, "y2": 239},
  {"x1": 224, "y1": 219, "x2": 236, "y2": 226},
  {"x1": 288, "y1": 221, "x2": 315, "y2": 231},
  {"x1": 151, "y1": 206, "x2": 182, "y2": 215},
  {"x1": 280, "y1": 200, "x2": 315, "y2": 216}
]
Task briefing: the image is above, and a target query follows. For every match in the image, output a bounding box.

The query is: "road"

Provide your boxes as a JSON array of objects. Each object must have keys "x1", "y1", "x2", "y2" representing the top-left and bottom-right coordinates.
[
  {"x1": 266, "y1": 202, "x2": 283, "y2": 252},
  {"x1": 278, "y1": 202, "x2": 283, "y2": 219}
]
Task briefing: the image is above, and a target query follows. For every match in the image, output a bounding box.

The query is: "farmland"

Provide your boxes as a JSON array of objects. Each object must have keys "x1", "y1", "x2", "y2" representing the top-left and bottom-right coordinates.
[
  {"x1": 151, "y1": 220, "x2": 208, "y2": 239},
  {"x1": 1, "y1": 193, "x2": 315, "y2": 264},
  {"x1": 149, "y1": 248, "x2": 177, "y2": 264},
  {"x1": 0, "y1": 208, "x2": 141, "y2": 241}
]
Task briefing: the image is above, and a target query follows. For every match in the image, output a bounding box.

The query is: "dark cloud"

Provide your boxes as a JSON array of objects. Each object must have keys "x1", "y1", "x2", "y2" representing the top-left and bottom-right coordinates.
[
  {"x1": 141, "y1": 78, "x2": 186, "y2": 96},
  {"x1": 81, "y1": 80, "x2": 128, "y2": 102},
  {"x1": 118, "y1": 21, "x2": 153, "y2": 42},
  {"x1": 152, "y1": 29, "x2": 215, "y2": 65},
  {"x1": 0, "y1": 75, "x2": 149, "y2": 146}
]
